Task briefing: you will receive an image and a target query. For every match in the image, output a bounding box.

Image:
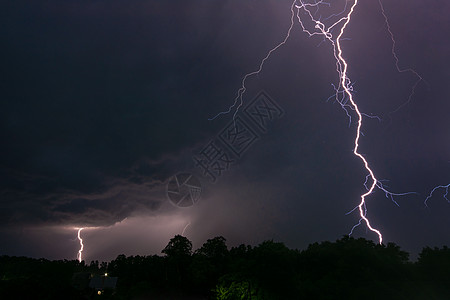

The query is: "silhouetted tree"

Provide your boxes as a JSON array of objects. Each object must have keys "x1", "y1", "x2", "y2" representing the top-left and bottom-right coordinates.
[
  {"x1": 162, "y1": 235, "x2": 192, "y2": 258},
  {"x1": 191, "y1": 236, "x2": 229, "y2": 296},
  {"x1": 415, "y1": 246, "x2": 450, "y2": 298},
  {"x1": 161, "y1": 234, "x2": 193, "y2": 294},
  {"x1": 196, "y1": 236, "x2": 228, "y2": 259}
]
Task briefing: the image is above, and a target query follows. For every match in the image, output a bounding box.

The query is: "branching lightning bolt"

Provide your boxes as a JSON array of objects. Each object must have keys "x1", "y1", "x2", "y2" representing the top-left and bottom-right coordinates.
[
  {"x1": 425, "y1": 184, "x2": 450, "y2": 207},
  {"x1": 378, "y1": 0, "x2": 424, "y2": 118},
  {"x1": 209, "y1": 0, "x2": 298, "y2": 122},
  {"x1": 210, "y1": 0, "x2": 427, "y2": 244},
  {"x1": 329, "y1": 0, "x2": 384, "y2": 243},
  {"x1": 378, "y1": 0, "x2": 448, "y2": 210},
  {"x1": 77, "y1": 228, "x2": 84, "y2": 262}
]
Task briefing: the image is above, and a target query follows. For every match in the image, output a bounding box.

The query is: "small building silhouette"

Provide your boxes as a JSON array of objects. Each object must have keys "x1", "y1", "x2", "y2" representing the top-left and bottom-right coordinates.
[{"x1": 89, "y1": 274, "x2": 118, "y2": 295}]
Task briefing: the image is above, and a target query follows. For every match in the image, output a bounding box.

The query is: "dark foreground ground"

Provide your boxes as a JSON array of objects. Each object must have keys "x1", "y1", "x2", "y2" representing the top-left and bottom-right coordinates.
[{"x1": 1, "y1": 235, "x2": 449, "y2": 299}]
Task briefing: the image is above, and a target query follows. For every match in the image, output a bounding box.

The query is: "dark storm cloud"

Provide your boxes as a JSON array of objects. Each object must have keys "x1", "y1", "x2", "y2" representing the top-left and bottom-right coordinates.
[
  {"x1": 0, "y1": 161, "x2": 166, "y2": 227},
  {"x1": 0, "y1": 0, "x2": 212, "y2": 227},
  {"x1": 0, "y1": 0, "x2": 295, "y2": 228}
]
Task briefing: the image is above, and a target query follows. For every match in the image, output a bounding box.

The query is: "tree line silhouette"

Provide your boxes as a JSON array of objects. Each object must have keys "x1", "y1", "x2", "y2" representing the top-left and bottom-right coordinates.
[{"x1": 0, "y1": 235, "x2": 449, "y2": 299}]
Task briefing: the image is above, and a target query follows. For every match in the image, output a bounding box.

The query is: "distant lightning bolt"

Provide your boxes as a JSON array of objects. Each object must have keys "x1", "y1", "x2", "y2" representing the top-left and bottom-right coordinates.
[
  {"x1": 210, "y1": 0, "x2": 426, "y2": 244},
  {"x1": 77, "y1": 228, "x2": 84, "y2": 262},
  {"x1": 181, "y1": 221, "x2": 191, "y2": 236}
]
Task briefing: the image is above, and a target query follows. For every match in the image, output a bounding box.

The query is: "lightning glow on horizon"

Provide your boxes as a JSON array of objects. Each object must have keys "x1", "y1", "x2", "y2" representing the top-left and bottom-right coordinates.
[
  {"x1": 77, "y1": 228, "x2": 84, "y2": 262},
  {"x1": 210, "y1": 0, "x2": 428, "y2": 244}
]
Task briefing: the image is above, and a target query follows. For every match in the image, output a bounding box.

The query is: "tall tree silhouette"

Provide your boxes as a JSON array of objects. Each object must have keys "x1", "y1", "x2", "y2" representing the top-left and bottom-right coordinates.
[
  {"x1": 161, "y1": 234, "x2": 193, "y2": 293},
  {"x1": 162, "y1": 235, "x2": 193, "y2": 258}
]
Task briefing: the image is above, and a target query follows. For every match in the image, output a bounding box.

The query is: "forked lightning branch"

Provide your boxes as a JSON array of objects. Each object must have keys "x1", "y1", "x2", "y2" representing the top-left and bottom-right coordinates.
[{"x1": 210, "y1": 0, "x2": 445, "y2": 244}]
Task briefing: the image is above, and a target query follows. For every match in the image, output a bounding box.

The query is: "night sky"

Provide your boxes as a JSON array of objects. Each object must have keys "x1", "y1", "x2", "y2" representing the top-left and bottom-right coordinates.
[{"x1": 1, "y1": 0, "x2": 449, "y2": 262}]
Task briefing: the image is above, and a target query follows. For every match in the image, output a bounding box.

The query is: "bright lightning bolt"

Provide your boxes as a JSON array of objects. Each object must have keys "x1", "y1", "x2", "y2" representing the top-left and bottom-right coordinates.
[
  {"x1": 77, "y1": 228, "x2": 84, "y2": 262},
  {"x1": 210, "y1": 0, "x2": 427, "y2": 245},
  {"x1": 297, "y1": 0, "x2": 386, "y2": 244}
]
